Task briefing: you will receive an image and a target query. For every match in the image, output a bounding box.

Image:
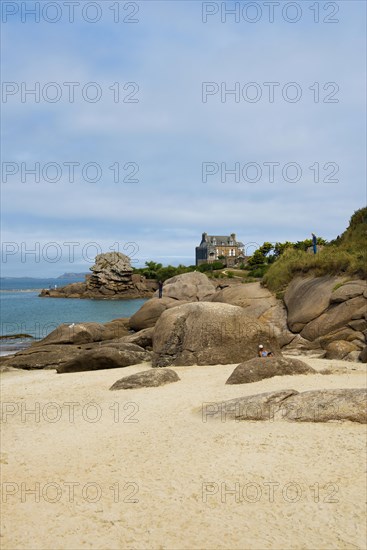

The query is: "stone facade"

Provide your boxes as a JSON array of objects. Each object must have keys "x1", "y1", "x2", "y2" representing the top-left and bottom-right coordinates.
[{"x1": 195, "y1": 232, "x2": 245, "y2": 266}]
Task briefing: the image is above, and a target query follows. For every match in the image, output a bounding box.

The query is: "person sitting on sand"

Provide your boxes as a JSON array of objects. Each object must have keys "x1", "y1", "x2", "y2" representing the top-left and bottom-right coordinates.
[{"x1": 258, "y1": 344, "x2": 273, "y2": 357}]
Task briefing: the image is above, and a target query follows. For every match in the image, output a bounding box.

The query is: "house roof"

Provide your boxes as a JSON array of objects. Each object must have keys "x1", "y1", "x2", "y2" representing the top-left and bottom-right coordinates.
[{"x1": 197, "y1": 235, "x2": 244, "y2": 248}]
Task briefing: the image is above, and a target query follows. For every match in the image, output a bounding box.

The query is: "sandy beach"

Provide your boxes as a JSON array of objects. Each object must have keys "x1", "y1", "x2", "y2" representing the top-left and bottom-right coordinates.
[{"x1": 1, "y1": 357, "x2": 366, "y2": 550}]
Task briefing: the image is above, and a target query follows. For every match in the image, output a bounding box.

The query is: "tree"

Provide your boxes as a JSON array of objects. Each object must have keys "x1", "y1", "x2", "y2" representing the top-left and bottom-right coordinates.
[
  {"x1": 247, "y1": 242, "x2": 274, "y2": 267},
  {"x1": 156, "y1": 266, "x2": 178, "y2": 281},
  {"x1": 247, "y1": 249, "x2": 265, "y2": 267},
  {"x1": 145, "y1": 261, "x2": 162, "y2": 271},
  {"x1": 273, "y1": 241, "x2": 293, "y2": 257}
]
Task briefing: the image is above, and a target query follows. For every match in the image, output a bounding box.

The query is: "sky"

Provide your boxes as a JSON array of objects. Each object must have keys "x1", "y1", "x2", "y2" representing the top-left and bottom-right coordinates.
[{"x1": 1, "y1": 0, "x2": 366, "y2": 276}]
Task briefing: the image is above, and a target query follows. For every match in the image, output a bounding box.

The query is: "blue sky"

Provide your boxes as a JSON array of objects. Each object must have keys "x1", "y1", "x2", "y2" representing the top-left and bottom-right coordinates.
[{"x1": 1, "y1": 0, "x2": 366, "y2": 276}]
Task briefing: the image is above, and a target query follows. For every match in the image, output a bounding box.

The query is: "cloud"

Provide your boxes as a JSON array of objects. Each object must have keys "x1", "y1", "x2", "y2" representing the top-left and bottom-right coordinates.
[{"x1": 1, "y1": 0, "x2": 366, "y2": 276}]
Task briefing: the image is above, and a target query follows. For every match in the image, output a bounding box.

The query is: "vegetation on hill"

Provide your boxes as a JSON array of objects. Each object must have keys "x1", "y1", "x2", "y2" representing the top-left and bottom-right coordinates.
[
  {"x1": 263, "y1": 207, "x2": 367, "y2": 292},
  {"x1": 133, "y1": 207, "x2": 366, "y2": 289},
  {"x1": 133, "y1": 260, "x2": 226, "y2": 282}
]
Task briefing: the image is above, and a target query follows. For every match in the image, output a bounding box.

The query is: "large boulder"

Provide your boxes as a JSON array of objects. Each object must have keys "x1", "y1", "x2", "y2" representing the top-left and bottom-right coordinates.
[
  {"x1": 279, "y1": 334, "x2": 323, "y2": 357},
  {"x1": 155, "y1": 272, "x2": 216, "y2": 301},
  {"x1": 88, "y1": 251, "x2": 132, "y2": 286},
  {"x1": 102, "y1": 318, "x2": 130, "y2": 340},
  {"x1": 152, "y1": 302, "x2": 281, "y2": 367},
  {"x1": 283, "y1": 388, "x2": 367, "y2": 423},
  {"x1": 284, "y1": 275, "x2": 344, "y2": 332},
  {"x1": 205, "y1": 388, "x2": 367, "y2": 423},
  {"x1": 210, "y1": 282, "x2": 293, "y2": 345},
  {"x1": 2, "y1": 339, "x2": 149, "y2": 371},
  {"x1": 110, "y1": 368, "x2": 180, "y2": 390},
  {"x1": 324, "y1": 340, "x2": 358, "y2": 360},
  {"x1": 30, "y1": 319, "x2": 130, "y2": 347},
  {"x1": 0, "y1": 344, "x2": 83, "y2": 370},
  {"x1": 257, "y1": 303, "x2": 294, "y2": 346},
  {"x1": 210, "y1": 283, "x2": 276, "y2": 316},
  {"x1": 128, "y1": 298, "x2": 186, "y2": 331},
  {"x1": 97, "y1": 342, "x2": 150, "y2": 353},
  {"x1": 330, "y1": 280, "x2": 366, "y2": 303},
  {"x1": 120, "y1": 327, "x2": 154, "y2": 349},
  {"x1": 57, "y1": 346, "x2": 150, "y2": 373},
  {"x1": 316, "y1": 327, "x2": 361, "y2": 348},
  {"x1": 226, "y1": 357, "x2": 315, "y2": 384},
  {"x1": 36, "y1": 322, "x2": 107, "y2": 346},
  {"x1": 300, "y1": 296, "x2": 366, "y2": 341},
  {"x1": 203, "y1": 389, "x2": 298, "y2": 422},
  {"x1": 284, "y1": 276, "x2": 367, "y2": 360}
]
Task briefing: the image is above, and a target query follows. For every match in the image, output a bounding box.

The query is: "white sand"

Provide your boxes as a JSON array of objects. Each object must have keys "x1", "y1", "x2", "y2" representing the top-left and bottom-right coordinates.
[{"x1": 1, "y1": 357, "x2": 366, "y2": 550}]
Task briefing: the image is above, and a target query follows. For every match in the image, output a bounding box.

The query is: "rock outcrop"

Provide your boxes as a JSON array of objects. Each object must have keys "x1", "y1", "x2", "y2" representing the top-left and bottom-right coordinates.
[
  {"x1": 284, "y1": 276, "x2": 344, "y2": 332},
  {"x1": 1, "y1": 318, "x2": 148, "y2": 371},
  {"x1": 36, "y1": 320, "x2": 129, "y2": 346},
  {"x1": 324, "y1": 340, "x2": 359, "y2": 360},
  {"x1": 127, "y1": 272, "x2": 217, "y2": 332},
  {"x1": 300, "y1": 296, "x2": 366, "y2": 341},
  {"x1": 0, "y1": 344, "x2": 82, "y2": 370},
  {"x1": 209, "y1": 283, "x2": 294, "y2": 346},
  {"x1": 110, "y1": 368, "x2": 180, "y2": 390},
  {"x1": 57, "y1": 346, "x2": 150, "y2": 373},
  {"x1": 128, "y1": 298, "x2": 187, "y2": 331},
  {"x1": 282, "y1": 276, "x2": 367, "y2": 360},
  {"x1": 226, "y1": 357, "x2": 315, "y2": 384},
  {"x1": 154, "y1": 272, "x2": 216, "y2": 301},
  {"x1": 152, "y1": 302, "x2": 281, "y2": 367},
  {"x1": 40, "y1": 252, "x2": 156, "y2": 299},
  {"x1": 119, "y1": 327, "x2": 154, "y2": 350},
  {"x1": 205, "y1": 388, "x2": 367, "y2": 423}
]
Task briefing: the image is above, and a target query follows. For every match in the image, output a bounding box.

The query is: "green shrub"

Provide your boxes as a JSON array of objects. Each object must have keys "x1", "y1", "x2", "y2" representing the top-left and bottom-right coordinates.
[
  {"x1": 263, "y1": 242, "x2": 367, "y2": 293},
  {"x1": 249, "y1": 265, "x2": 268, "y2": 278}
]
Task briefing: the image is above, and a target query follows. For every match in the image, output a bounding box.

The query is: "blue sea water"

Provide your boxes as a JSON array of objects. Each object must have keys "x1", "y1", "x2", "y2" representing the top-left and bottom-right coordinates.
[{"x1": 0, "y1": 277, "x2": 147, "y2": 355}]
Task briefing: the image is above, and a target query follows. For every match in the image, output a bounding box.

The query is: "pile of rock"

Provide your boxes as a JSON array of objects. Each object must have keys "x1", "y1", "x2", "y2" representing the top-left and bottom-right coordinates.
[
  {"x1": 111, "y1": 272, "x2": 367, "y2": 364},
  {"x1": 1, "y1": 318, "x2": 152, "y2": 372},
  {"x1": 40, "y1": 252, "x2": 156, "y2": 299},
  {"x1": 282, "y1": 276, "x2": 367, "y2": 361}
]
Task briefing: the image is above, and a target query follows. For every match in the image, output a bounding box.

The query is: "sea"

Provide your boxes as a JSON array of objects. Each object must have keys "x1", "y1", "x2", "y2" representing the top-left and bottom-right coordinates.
[{"x1": 0, "y1": 277, "x2": 148, "y2": 356}]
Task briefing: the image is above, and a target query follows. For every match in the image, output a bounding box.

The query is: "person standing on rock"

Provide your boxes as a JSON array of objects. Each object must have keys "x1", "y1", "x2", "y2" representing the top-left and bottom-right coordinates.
[
  {"x1": 311, "y1": 233, "x2": 317, "y2": 254},
  {"x1": 158, "y1": 280, "x2": 163, "y2": 299}
]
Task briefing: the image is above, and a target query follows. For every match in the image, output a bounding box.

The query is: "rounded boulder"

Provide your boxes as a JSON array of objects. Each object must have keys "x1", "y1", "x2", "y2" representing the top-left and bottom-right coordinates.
[{"x1": 152, "y1": 302, "x2": 281, "y2": 367}]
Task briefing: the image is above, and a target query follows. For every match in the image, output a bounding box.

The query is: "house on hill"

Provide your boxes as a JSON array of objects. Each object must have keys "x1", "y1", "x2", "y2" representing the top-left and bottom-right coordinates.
[{"x1": 195, "y1": 232, "x2": 245, "y2": 266}]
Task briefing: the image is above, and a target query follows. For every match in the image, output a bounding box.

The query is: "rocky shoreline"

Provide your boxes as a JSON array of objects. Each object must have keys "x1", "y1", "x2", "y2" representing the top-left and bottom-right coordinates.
[
  {"x1": 39, "y1": 281, "x2": 155, "y2": 300},
  {"x1": 2, "y1": 271, "x2": 366, "y2": 374}
]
